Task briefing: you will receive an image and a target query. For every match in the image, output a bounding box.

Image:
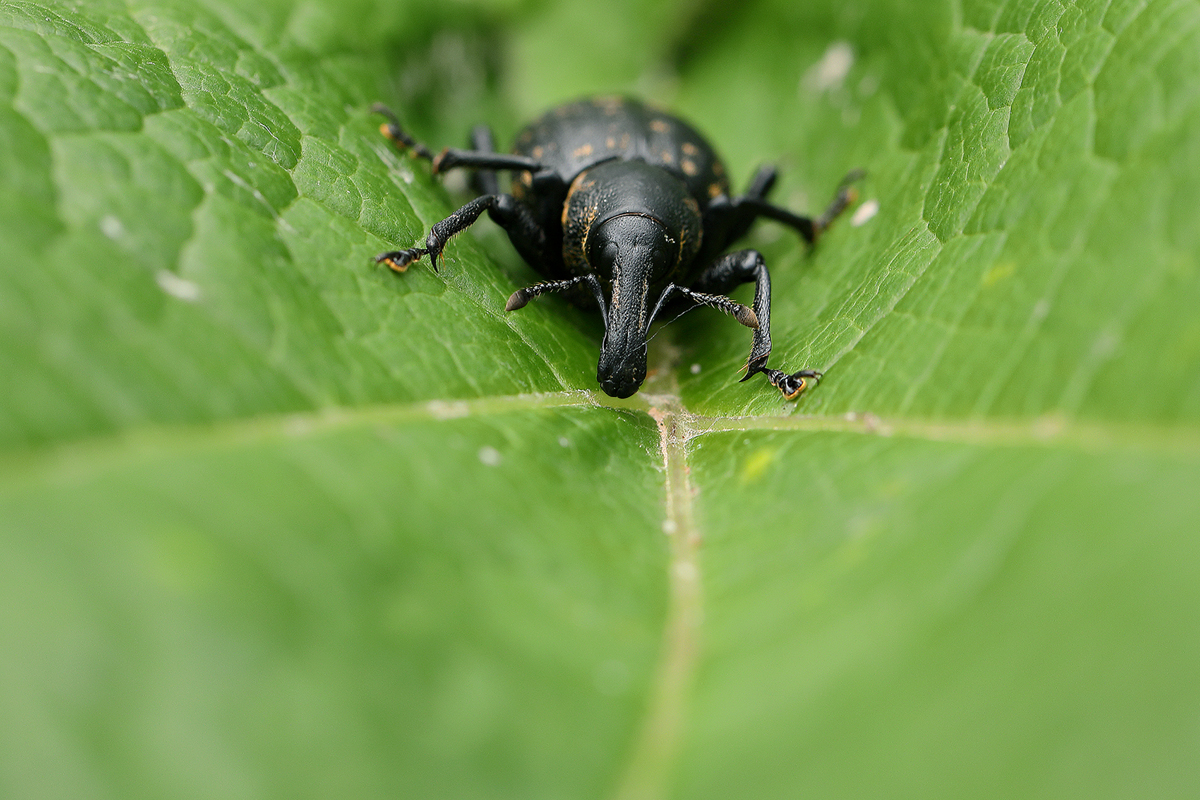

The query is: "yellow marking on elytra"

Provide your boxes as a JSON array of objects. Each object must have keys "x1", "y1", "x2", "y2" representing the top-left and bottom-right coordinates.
[
  {"x1": 681, "y1": 159, "x2": 698, "y2": 176},
  {"x1": 708, "y1": 182, "x2": 722, "y2": 198},
  {"x1": 532, "y1": 145, "x2": 544, "y2": 158},
  {"x1": 650, "y1": 119, "x2": 670, "y2": 133},
  {"x1": 573, "y1": 143, "x2": 594, "y2": 157},
  {"x1": 681, "y1": 141, "x2": 698, "y2": 156},
  {"x1": 661, "y1": 151, "x2": 674, "y2": 164},
  {"x1": 606, "y1": 136, "x2": 617, "y2": 149},
  {"x1": 594, "y1": 96, "x2": 622, "y2": 113}
]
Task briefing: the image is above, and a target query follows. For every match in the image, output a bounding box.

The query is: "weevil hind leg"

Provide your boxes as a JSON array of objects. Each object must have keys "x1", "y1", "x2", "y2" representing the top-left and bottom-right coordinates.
[
  {"x1": 812, "y1": 169, "x2": 865, "y2": 237},
  {"x1": 373, "y1": 105, "x2": 544, "y2": 176},
  {"x1": 373, "y1": 103, "x2": 438, "y2": 162},
  {"x1": 713, "y1": 168, "x2": 864, "y2": 248},
  {"x1": 468, "y1": 124, "x2": 501, "y2": 195}
]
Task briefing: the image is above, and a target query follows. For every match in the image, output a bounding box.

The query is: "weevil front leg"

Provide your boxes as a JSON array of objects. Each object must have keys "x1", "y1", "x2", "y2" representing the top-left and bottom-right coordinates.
[
  {"x1": 376, "y1": 192, "x2": 550, "y2": 274},
  {"x1": 645, "y1": 283, "x2": 759, "y2": 331},
  {"x1": 505, "y1": 274, "x2": 609, "y2": 324},
  {"x1": 691, "y1": 248, "x2": 823, "y2": 399},
  {"x1": 759, "y1": 368, "x2": 822, "y2": 400},
  {"x1": 375, "y1": 194, "x2": 498, "y2": 272}
]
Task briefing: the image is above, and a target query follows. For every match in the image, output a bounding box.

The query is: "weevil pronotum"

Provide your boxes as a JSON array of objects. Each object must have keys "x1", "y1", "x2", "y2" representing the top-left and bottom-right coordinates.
[{"x1": 374, "y1": 96, "x2": 860, "y2": 399}]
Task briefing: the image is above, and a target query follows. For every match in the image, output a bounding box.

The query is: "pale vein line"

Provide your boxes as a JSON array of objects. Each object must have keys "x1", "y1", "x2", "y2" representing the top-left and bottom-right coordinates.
[
  {"x1": 0, "y1": 391, "x2": 598, "y2": 482},
  {"x1": 689, "y1": 409, "x2": 1200, "y2": 456},
  {"x1": 612, "y1": 396, "x2": 703, "y2": 800}
]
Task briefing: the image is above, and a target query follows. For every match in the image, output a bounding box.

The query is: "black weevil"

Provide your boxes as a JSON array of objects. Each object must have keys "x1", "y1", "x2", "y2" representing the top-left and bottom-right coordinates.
[{"x1": 373, "y1": 96, "x2": 859, "y2": 399}]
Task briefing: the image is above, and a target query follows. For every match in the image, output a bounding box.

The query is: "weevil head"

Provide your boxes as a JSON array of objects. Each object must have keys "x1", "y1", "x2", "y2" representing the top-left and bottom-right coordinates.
[
  {"x1": 589, "y1": 213, "x2": 667, "y2": 397},
  {"x1": 562, "y1": 160, "x2": 703, "y2": 398}
]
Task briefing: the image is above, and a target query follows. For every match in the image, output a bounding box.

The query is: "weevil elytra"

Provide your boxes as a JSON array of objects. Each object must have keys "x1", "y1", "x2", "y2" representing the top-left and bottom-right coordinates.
[{"x1": 374, "y1": 96, "x2": 859, "y2": 399}]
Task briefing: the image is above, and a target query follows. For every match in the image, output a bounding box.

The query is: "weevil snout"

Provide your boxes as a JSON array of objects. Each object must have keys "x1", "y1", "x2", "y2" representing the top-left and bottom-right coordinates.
[
  {"x1": 597, "y1": 336, "x2": 648, "y2": 398},
  {"x1": 588, "y1": 212, "x2": 673, "y2": 398}
]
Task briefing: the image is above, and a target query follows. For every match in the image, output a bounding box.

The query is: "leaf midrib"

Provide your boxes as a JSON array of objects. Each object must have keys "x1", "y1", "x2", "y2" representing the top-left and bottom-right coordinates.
[{"x1": 4, "y1": 386, "x2": 1197, "y2": 488}]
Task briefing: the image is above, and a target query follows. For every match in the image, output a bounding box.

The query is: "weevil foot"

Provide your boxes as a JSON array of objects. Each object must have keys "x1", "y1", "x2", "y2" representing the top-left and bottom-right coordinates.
[
  {"x1": 505, "y1": 287, "x2": 532, "y2": 312},
  {"x1": 374, "y1": 248, "x2": 429, "y2": 273},
  {"x1": 764, "y1": 368, "x2": 822, "y2": 400},
  {"x1": 813, "y1": 169, "x2": 866, "y2": 237},
  {"x1": 373, "y1": 104, "x2": 437, "y2": 162}
]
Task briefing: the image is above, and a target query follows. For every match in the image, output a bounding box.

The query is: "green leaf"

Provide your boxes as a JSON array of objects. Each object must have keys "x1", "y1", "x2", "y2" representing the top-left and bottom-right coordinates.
[{"x1": 2, "y1": 1, "x2": 1199, "y2": 798}]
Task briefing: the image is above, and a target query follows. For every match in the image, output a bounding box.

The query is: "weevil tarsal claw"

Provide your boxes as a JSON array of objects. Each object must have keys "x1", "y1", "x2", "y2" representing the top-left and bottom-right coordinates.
[
  {"x1": 762, "y1": 368, "x2": 822, "y2": 400},
  {"x1": 374, "y1": 248, "x2": 429, "y2": 273}
]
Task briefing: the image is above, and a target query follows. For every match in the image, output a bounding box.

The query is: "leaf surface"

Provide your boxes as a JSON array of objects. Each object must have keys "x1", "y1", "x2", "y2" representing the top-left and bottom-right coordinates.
[{"x1": 2, "y1": 1, "x2": 1198, "y2": 798}]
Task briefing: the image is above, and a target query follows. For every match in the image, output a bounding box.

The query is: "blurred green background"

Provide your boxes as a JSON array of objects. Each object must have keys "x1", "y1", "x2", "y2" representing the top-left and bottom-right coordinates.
[{"x1": 2, "y1": 0, "x2": 1199, "y2": 798}]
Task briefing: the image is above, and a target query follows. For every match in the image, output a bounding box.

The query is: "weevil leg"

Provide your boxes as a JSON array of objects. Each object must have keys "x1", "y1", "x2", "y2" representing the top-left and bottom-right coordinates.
[
  {"x1": 706, "y1": 168, "x2": 863, "y2": 250},
  {"x1": 376, "y1": 194, "x2": 496, "y2": 272},
  {"x1": 699, "y1": 166, "x2": 780, "y2": 248},
  {"x1": 745, "y1": 164, "x2": 778, "y2": 201},
  {"x1": 736, "y1": 168, "x2": 864, "y2": 243},
  {"x1": 645, "y1": 283, "x2": 758, "y2": 332},
  {"x1": 691, "y1": 248, "x2": 822, "y2": 399},
  {"x1": 505, "y1": 274, "x2": 608, "y2": 324},
  {"x1": 819, "y1": 169, "x2": 866, "y2": 230},
  {"x1": 374, "y1": 104, "x2": 544, "y2": 176},
  {"x1": 692, "y1": 249, "x2": 774, "y2": 372},
  {"x1": 376, "y1": 193, "x2": 550, "y2": 274},
  {"x1": 759, "y1": 368, "x2": 822, "y2": 400},
  {"x1": 373, "y1": 106, "x2": 558, "y2": 274},
  {"x1": 469, "y1": 124, "x2": 501, "y2": 196}
]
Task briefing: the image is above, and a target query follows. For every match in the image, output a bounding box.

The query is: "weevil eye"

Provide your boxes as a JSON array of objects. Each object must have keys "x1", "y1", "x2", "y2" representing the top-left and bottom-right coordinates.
[{"x1": 598, "y1": 240, "x2": 620, "y2": 270}]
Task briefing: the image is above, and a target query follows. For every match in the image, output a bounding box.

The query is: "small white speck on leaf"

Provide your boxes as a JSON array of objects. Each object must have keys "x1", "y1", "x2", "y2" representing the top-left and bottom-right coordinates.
[
  {"x1": 851, "y1": 198, "x2": 880, "y2": 227},
  {"x1": 690, "y1": 363, "x2": 702, "y2": 374},
  {"x1": 662, "y1": 519, "x2": 678, "y2": 535},
  {"x1": 478, "y1": 446, "x2": 502, "y2": 466},
  {"x1": 802, "y1": 41, "x2": 854, "y2": 92},
  {"x1": 427, "y1": 400, "x2": 470, "y2": 420},
  {"x1": 155, "y1": 270, "x2": 202, "y2": 302},
  {"x1": 100, "y1": 214, "x2": 124, "y2": 239},
  {"x1": 558, "y1": 436, "x2": 571, "y2": 447}
]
